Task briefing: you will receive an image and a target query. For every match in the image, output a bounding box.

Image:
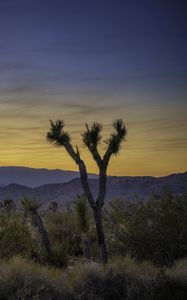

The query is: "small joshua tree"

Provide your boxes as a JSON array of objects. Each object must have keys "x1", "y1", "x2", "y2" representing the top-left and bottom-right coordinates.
[
  {"x1": 48, "y1": 201, "x2": 58, "y2": 213},
  {"x1": 0, "y1": 199, "x2": 16, "y2": 213},
  {"x1": 47, "y1": 119, "x2": 127, "y2": 263},
  {"x1": 75, "y1": 194, "x2": 91, "y2": 260},
  {"x1": 21, "y1": 197, "x2": 51, "y2": 257}
]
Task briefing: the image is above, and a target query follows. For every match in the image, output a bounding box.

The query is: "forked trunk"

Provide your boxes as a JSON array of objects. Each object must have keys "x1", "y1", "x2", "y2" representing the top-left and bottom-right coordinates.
[{"x1": 94, "y1": 207, "x2": 108, "y2": 264}]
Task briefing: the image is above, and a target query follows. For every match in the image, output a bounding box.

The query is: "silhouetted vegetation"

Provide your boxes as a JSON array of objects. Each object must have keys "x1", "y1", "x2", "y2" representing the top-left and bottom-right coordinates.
[
  {"x1": 0, "y1": 198, "x2": 16, "y2": 213},
  {"x1": 75, "y1": 194, "x2": 91, "y2": 259},
  {"x1": 48, "y1": 200, "x2": 58, "y2": 213},
  {"x1": 0, "y1": 191, "x2": 186, "y2": 298},
  {"x1": 47, "y1": 119, "x2": 127, "y2": 263},
  {"x1": 22, "y1": 197, "x2": 52, "y2": 259}
]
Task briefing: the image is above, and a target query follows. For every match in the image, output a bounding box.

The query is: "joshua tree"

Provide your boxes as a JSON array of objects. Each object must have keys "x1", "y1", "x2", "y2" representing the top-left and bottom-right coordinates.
[
  {"x1": 21, "y1": 197, "x2": 51, "y2": 257},
  {"x1": 47, "y1": 119, "x2": 127, "y2": 263},
  {"x1": 75, "y1": 194, "x2": 91, "y2": 260},
  {"x1": 48, "y1": 201, "x2": 58, "y2": 213},
  {"x1": 0, "y1": 199, "x2": 16, "y2": 213}
]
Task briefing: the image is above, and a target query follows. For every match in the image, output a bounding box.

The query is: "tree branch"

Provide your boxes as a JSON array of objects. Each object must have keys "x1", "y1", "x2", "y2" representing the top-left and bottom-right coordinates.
[
  {"x1": 78, "y1": 160, "x2": 96, "y2": 210},
  {"x1": 64, "y1": 142, "x2": 96, "y2": 209},
  {"x1": 96, "y1": 167, "x2": 107, "y2": 208},
  {"x1": 88, "y1": 145, "x2": 103, "y2": 168},
  {"x1": 63, "y1": 142, "x2": 80, "y2": 164}
]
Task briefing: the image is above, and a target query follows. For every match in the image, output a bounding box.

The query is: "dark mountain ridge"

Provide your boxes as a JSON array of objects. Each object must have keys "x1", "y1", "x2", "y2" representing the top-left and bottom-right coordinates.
[
  {"x1": 0, "y1": 166, "x2": 97, "y2": 187},
  {"x1": 0, "y1": 171, "x2": 186, "y2": 206}
]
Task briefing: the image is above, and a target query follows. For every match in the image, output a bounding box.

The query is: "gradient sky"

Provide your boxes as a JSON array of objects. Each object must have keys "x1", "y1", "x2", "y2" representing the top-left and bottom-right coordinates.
[{"x1": 0, "y1": 0, "x2": 187, "y2": 176}]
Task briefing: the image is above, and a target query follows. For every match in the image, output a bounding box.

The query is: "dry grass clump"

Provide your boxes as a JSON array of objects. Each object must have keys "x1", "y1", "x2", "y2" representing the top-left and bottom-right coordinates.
[
  {"x1": 0, "y1": 256, "x2": 71, "y2": 299},
  {"x1": 0, "y1": 255, "x2": 186, "y2": 300},
  {"x1": 166, "y1": 258, "x2": 187, "y2": 284}
]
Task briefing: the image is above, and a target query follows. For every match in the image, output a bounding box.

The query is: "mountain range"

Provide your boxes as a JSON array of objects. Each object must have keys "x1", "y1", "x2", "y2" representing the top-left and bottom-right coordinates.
[
  {"x1": 0, "y1": 167, "x2": 186, "y2": 207},
  {"x1": 0, "y1": 166, "x2": 97, "y2": 187}
]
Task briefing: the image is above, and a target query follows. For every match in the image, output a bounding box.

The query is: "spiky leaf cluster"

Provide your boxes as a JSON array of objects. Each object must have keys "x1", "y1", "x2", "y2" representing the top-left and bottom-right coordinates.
[
  {"x1": 105, "y1": 119, "x2": 127, "y2": 155},
  {"x1": 75, "y1": 194, "x2": 89, "y2": 233},
  {"x1": 82, "y1": 122, "x2": 103, "y2": 148},
  {"x1": 21, "y1": 197, "x2": 41, "y2": 214},
  {"x1": 112, "y1": 119, "x2": 127, "y2": 137},
  {"x1": 47, "y1": 120, "x2": 70, "y2": 147}
]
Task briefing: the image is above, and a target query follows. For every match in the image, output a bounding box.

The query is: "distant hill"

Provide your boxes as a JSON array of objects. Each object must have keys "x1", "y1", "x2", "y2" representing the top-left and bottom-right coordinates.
[
  {"x1": 0, "y1": 166, "x2": 97, "y2": 187},
  {"x1": 0, "y1": 170, "x2": 186, "y2": 207}
]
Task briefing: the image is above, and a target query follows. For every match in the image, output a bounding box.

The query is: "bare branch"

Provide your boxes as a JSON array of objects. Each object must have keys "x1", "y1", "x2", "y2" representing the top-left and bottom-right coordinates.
[
  {"x1": 47, "y1": 120, "x2": 96, "y2": 209},
  {"x1": 76, "y1": 145, "x2": 80, "y2": 159}
]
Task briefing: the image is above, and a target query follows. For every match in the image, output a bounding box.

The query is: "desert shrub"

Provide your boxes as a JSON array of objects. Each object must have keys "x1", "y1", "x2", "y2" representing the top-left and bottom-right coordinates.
[
  {"x1": 158, "y1": 258, "x2": 187, "y2": 300},
  {"x1": 0, "y1": 220, "x2": 32, "y2": 259},
  {"x1": 104, "y1": 199, "x2": 139, "y2": 256},
  {"x1": 23, "y1": 236, "x2": 70, "y2": 268},
  {"x1": 0, "y1": 256, "x2": 72, "y2": 300},
  {"x1": 0, "y1": 256, "x2": 186, "y2": 299},
  {"x1": 74, "y1": 264, "x2": 127, "y2": 300},
  {"x1": 69, "y1": 256, "x2": 187, "y2": 300},
  {"x1": 106, "y1": 192, "x2": 187, "y2": 266},
  {"x1": 107, "y1": 256, "x2": 158, "y2": 300},
  {"x1": 153, "y1": 262, "x2": 187, "y2": 300},
  {"x1": 166, "y1": 258, "x2": 187, "y2": 284},
  {"x1": 46, "y1": 211, "x2": 82, "y2": 257},
  {"x1": 51, "y1": 241, "x2": 70, "y2": 268}
]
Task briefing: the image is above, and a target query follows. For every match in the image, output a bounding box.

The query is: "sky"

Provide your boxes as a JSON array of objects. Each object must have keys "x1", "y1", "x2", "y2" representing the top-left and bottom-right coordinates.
[{"x1": 0, "y1": 0, "x2": 186, "y2": 176}]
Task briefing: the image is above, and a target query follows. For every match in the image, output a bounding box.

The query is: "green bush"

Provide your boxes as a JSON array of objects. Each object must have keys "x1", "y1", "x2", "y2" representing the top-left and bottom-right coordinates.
[
  {"x1": 46, "y1": 212, "x2": 82, "y2": 256},
  {"x1": 0, "y1": 221, "x2": 32, "y2": 259},
  {"x1": 106, "y1": 192, "x2": 187, "y2": 266},
  {"x1": 51, "y1": 241, "x2": 70, "y2": 268}
]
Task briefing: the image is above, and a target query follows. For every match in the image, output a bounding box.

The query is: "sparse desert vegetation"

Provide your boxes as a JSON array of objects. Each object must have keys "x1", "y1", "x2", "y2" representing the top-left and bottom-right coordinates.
[
  {"x1": 0, "y1": 191, "x2": 186, "y2": 299},
  {"x1": 1, "y1": 0, "x2": 187, "y2": 298},
  {"x1": 0, "y1": 120, "x2": 185, "y2": 299}
]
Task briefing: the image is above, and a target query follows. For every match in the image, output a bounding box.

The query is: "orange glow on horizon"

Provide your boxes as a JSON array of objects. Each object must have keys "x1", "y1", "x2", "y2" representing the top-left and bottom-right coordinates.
[{"x1": 0, "y1": 91, "x2": 186, "y2": 177}]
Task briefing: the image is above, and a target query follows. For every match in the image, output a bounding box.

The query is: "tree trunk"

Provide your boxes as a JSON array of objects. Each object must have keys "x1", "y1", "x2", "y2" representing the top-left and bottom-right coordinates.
[
  {"x1": 94, "y1": 207, "x2": 108, "y2": 264},
  {"x1": 78, "y1": 161, "x2": 108, "y2": 263},
  {"x1": 33, "y1": 214, "x2": 51, "y2": 257},
  {"x1": 82, "y1": 233, "x2": 91, "y2": 260}
]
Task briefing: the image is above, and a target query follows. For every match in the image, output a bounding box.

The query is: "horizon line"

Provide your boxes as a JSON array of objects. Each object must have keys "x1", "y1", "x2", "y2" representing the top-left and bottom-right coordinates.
[{"x1": 0, "y1": 165, "x2": 186, "y2": 178}]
